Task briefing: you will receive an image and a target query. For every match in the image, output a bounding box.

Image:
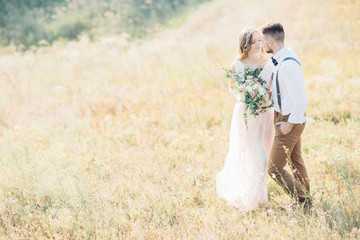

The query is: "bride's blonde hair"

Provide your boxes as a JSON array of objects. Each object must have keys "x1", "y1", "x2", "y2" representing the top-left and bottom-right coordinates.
[{"x1": 236, "y1": 27, "x2": 265, "y2": 60}]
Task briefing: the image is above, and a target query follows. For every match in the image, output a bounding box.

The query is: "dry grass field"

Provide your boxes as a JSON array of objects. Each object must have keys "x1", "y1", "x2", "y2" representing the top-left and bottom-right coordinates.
[{"x1": 0, "y1": 0, "x2": 359, "y2": 239}]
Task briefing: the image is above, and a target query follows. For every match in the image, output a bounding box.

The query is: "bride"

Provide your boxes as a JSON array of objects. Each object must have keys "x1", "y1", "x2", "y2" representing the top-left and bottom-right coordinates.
[{"x1": 216, "y1": 28, "x2": 275, "y2": 211}]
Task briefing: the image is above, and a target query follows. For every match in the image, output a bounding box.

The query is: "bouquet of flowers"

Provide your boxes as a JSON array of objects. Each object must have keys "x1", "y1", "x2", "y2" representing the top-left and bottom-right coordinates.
[{"x1": 224, "y1": 67, "x2": 273, "y2": 128}]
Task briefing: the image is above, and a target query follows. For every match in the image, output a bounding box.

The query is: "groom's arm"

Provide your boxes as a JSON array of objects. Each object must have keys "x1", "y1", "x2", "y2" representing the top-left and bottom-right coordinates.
[{"x1": 281, "y1": 62, "x2": 308, "y2": 124}]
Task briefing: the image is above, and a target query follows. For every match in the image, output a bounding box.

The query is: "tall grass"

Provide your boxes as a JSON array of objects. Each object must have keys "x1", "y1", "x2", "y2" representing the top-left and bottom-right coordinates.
[{"x1": 0, "y1": 0, "x2": 359, "y2": 238}]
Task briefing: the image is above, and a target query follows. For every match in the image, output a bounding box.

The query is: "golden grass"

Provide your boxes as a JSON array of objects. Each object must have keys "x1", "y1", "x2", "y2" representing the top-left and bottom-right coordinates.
[{"x1": 0, "y1": 0, "x2": 359, "y2": 239}]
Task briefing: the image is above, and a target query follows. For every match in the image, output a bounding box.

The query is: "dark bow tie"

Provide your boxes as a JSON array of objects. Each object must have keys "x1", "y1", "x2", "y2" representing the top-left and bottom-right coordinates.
[{"x1": 271, "y1": 57, "x2": 278, "y2": 66}]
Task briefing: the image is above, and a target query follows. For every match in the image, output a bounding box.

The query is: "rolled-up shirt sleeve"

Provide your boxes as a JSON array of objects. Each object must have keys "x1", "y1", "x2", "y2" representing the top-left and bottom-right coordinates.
[{"x1": 280, "y1": 63, "x2": 308, "y2": 124}]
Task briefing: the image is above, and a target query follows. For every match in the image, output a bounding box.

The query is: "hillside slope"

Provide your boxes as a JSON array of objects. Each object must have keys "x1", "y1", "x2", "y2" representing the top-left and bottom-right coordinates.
[
  {"x1": 0, "y1": 0, "x2": 359, "y2": 238},
  {"x1": 0, "y1": 0, "x2": 210, "y2": 47}
]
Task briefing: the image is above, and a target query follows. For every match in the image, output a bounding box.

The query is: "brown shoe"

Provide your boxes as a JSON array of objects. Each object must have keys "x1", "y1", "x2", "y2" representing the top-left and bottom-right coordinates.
[{"x1": 298, "y1": 197, "x2": 313, "y2": 214}]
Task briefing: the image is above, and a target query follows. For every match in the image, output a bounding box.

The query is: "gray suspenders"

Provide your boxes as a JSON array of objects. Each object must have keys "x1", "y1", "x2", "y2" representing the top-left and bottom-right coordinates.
[{"x1": 275, "y1": 57, "x2": 302, "y2": 112}]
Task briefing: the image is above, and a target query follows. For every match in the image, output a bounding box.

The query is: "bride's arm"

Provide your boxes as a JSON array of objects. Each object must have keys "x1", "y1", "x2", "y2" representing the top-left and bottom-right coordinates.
[
  {"x1": 259, "y1": 59, "x2": 274, "y2": 103},
  {"x1": 264, "y1": 59, "x2": 274, "y2": 89},
  {"x1": 229, "y1": 63, "x2": 242, "y2": 102}
]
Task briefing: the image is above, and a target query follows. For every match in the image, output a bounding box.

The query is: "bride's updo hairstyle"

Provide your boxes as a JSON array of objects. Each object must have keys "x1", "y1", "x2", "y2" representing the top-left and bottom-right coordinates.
[{"x1": 236, "y1": 27, "x2": 264, "y2": 60}]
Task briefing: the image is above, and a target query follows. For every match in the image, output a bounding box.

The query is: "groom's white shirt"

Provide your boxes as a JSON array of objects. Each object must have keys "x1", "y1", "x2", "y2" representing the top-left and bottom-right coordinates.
[{"x1": 272, "y1": 46, "x2": 308, "y2": 124}]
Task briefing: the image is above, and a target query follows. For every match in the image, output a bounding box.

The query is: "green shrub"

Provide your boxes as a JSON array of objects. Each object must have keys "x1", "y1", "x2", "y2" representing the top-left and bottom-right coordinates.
[{"x1": 0, "y1": 0, "x2": 210, "y2": 48}]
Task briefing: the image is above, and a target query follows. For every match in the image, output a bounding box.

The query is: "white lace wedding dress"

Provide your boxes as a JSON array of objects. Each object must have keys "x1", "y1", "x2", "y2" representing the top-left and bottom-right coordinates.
[{"x1": 216, "y1": 59, "x2": 274, "y2": 211}]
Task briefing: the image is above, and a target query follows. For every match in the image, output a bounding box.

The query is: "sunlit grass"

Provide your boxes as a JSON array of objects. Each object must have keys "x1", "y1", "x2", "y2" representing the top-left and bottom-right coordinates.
[{"x1": 0, "y1": 0, "x2": 359, "y2": 238}]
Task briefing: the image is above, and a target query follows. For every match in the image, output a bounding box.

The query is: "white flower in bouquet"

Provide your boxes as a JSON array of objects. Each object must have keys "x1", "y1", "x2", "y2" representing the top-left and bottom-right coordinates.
[
  {"x1": 259, "y1": 86, "x2": 267, "y2": 95},
  {"x1": 253, "y1": 83, "x2": 261, "y2": 90},
  {"x1": 239, "y1": 84, "x2": 246, "y2": 91},
  {"x1": 245, "y1": 86, "x2": 253, "y2": 92}
]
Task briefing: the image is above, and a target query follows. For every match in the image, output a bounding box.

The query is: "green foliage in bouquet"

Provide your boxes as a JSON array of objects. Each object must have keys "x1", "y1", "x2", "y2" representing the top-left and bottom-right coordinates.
[{"x1": 224, "y1": 67, "x2": 273, "y2": 128}]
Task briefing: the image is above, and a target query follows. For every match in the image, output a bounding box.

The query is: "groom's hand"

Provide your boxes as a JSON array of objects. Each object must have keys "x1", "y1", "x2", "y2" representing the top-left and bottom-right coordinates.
[{"x1": 276, "y1": 122, "x2": 294, "y2": 135}]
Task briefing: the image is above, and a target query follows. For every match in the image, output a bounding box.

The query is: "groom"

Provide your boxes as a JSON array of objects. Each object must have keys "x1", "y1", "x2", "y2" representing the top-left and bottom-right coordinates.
[{"x1": 260, "y1": 23, "x2": 312, "y2": 211}]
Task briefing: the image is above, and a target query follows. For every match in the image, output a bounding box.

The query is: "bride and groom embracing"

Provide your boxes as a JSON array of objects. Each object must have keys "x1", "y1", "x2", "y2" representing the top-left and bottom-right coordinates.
[{"x1": 216, "y1": 23, "x2": 312, "y2": 213}]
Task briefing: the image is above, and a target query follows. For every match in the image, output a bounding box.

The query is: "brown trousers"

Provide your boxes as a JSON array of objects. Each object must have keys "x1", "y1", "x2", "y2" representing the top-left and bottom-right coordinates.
[{"x1": 267, "y1": 111, "x2": 311, "y2": 199}]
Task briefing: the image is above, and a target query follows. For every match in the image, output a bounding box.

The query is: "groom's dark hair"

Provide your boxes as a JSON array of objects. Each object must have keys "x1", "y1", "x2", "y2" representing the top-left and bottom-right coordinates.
[{"x1": 260, "y1": 23, "x2": 284, "y2": 43}]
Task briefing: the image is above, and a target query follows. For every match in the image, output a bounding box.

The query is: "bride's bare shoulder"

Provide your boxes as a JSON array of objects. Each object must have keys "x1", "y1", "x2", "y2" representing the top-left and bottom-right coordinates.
[
  {"x1": 231, "y1": 59, "x2": 244, "y2": 71},
  {"x1": 231, "y1": 59, "x2": 243, "y2": 65}
]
